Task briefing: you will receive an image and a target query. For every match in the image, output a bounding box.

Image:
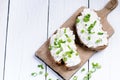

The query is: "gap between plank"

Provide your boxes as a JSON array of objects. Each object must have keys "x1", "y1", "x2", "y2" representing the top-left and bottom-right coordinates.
[
  {"x1": 3, "y1": 0, "x2": 10, "y2": 80},
  {"x1": 46, "y1": 0, "x2": 50, "y2": 80}
]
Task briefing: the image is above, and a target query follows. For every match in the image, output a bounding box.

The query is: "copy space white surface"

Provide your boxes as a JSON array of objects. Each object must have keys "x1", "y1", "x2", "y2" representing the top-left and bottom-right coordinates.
[
  {"x1": 1, "y1": 0, "x2": 120, "y2": 80},
  {"x1": 4, "y1": 0, "x2": 48, "y2": 80},
  {"x1": 0, "y1": 0, "x2": 8, "y2": 80}
]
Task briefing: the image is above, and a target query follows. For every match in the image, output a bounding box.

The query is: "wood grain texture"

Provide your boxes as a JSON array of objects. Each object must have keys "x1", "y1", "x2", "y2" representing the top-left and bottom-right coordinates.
[
  {"x1": 0, "y1": 0, "x2": 9, "y2": 80},
  {"x1": 36, "y1": 1, "x2": 116, "y2": 78}
]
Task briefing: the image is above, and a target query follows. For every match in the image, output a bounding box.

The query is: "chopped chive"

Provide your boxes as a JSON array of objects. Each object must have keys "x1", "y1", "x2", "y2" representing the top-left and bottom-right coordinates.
[
  {"x1": 87, "y1": 21, "x2": 97, "y2": 34},
  {"x1": 76, "y1": 18, "x2": 80, "y2": 23},
  {"x1": 45, "y1": 72, "x2": 48, "y2": 77},
  {"x1": 81, "y1": 29, "x2": 85, "y2": 33},
  {"x1": 81, "y1": 68, "x2": 85, "y2": 72},
  {"x1": 87, "y1": 36, "x2": 91, "y2": 40},
  {"x1": 31, "y1": 72, "x2": 37, "y2": 77},
  {"x1": 92, "y1": 62, "x2": 101, "y2": 69},
  {"x1": 56, "y1": 48, "x2": 63, "y2": 54},
  {"x1": 67, "y1": 38, "x2": 72, "y2": 42},
  {"x1": 38, "y1": 64, "x2": 44, "y2": 69},
  {"x1": 48, "y1": 78, "x2": 52, "y2": 80},
  {"x1": 95, "y1": 39, "x2": 102, "y2": 43},
  {"x1": 65, "y1": 34, "x2": 69, "y2": 38},
  {"x1": 73, "y1": 76, "x2": 78, "y2": 80},
  {"x1": 58, "y1": 39, "x2": 66, "y2": 43},
  {"x1": 63, "y1": 57, "x2": 67, "y2": 62},
  {"x1": 64, "y1": 28, "x2": 66, "y2": 33},
  {"x1": 39, "y1": 71, "x2": 43, "y2": 75},
  {"x1": 98, "y1": 32, "x2": 103, "y2": 35},
  {"x1": 65, "y1": 51, "x2": 73, "y2": 58},
  {"x1": 83, "y1": 14, "x2": 91, "y2": 22}
]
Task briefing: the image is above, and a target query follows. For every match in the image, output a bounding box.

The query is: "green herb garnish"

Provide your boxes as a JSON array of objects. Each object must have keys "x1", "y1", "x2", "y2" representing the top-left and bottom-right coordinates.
[
  {"x1": 64, "y1": 28, "x2": 66, "y2": 33},
  {"x1": 56, "y1": 48, "x2": 63, "y2": 54},
  {"x1": 39, "y1": 71, "x2": 43, "y2": 74},
  {"x1": 48, "y1": 78, "x2": 52, "y2": 80},
  {"x1": 81, "y1": 68, "x2": 85, "y2": 72},
  {"x1": 81, "y1": 29, "x2": 85, "y2": 33},
  {"x1": 31, "y1": 72, "x2": 37, "y2": 77},
  {"x1": 45, "y1": 72, "x2": 48, "y2": 77},
  {"x1": 65, "y1": 34, "x2": 69, "y2": 38},
  {"x1": 76, "y1": 18, "x2": 80, "y2": 23},
  {"x1": 87, "y1": 21, "x2": 97, "y2": 34},
  {"x1": 87, "y1": 36, "x2": 91, "y2": 40},
  {"x1": 73, "y1": 76, "x2": 78, "y2": 80},
  {"x1": 63, "y1": 57, "x2": 67, "y2": 62},
  {"x1": 98, "y1": 32, "x2": 103, "y2": 35},
  {"x1": 38, "y1": 64, "x2": 44, "y2": 69},
  {"x1": 83, "y1": 14, "x2": 91, "y2": 22},
  {"x1": 95, "y1": 39, "x2": 102, "y2": 43},
  {"x1": 67, "y1": 38, "x2": 72, "y2": 42}
]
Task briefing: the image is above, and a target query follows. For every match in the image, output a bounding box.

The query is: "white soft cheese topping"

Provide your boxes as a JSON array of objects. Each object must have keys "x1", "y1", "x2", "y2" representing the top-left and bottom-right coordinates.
[
  {"x1": 49, "y1": 28, "x2": 81, "y2": 67},
  {"x1": 76, "y1": 8, "x2": 108, "y2": 48}
]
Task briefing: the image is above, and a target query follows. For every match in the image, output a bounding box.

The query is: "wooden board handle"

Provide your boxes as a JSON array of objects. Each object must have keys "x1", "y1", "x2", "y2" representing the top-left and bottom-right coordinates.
[{"x1": 99, "y1": 0, "x2": 118, "y2": 17}]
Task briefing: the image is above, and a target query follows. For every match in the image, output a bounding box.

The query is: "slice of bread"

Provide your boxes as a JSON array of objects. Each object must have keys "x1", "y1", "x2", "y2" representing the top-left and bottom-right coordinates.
[
  {"x1": 49, "y1": 28, "x2": 81, "y2": 70},
  {"x1": 76, "y1": 8, "x2": 108, "y2": 51}
]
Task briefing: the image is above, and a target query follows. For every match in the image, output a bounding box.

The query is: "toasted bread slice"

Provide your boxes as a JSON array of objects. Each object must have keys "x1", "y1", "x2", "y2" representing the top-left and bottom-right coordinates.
[
  {"x1": 76, "y1": 8, "x2": 108, "y2": 51},
  {"x1": 49, "y1": 28, "x2": 81, "y2": 70}
]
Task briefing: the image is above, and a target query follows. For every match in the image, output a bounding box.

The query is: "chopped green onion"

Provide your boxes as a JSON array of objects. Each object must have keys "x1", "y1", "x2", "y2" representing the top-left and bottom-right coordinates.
[
  {"x1": 92, "y1": 62, "x2": 101, "y2": 69},
  {"x1": 95, "y1": 39, "x2": 102, "y2": 43},
  {"x1": 31, "y1": 72, "x2": 37, "y2": 77},
  {"x1": 63, "y1": 57, "x2": 67, "y2": 62},
  {"x1": 76, "y1": 18, "x2": 80, "y2": 23},
  {"x1": 38, "y1": 64, "x2": 44, "y2": 69},
  {"x1": 83, "y1": 14, "x2": 91, "y2": 22},
  {"x1": 87, "y1": 36, "x2": 91, "y2": 40},
  {"x1": 65, "y1": 34, "x2": 69, "y2": 38},
  {"x1": 64, "y1": 28, "x2": 66, "y2": 33},
  {"x1": 73, "y1": 76, "x2": 78, "y2": 80},
  {"x1": 56, "y1": 48, "x2": 63, "y2": 54},
  {"x1": 45, "y1": 72, "x2": 48, "y2": 77},
  {"x1": 81, "y1": 29, "x2": 85, "y2": 33},
  {"x1": 98, "y1": 32, "x2": 103, "y2": 35},
  {"x1": 67, "y1": 38, "x2": 72, "y2": 42},
  {"x1": 39, "y1": 71, "x2": 43, "y2": 75},
  {"x1": 48, "y1": 45, "x2": 52, "y2": 50},
  {"x1": 81, "y1": 68, "x2": 85, "y2": 72},
  {"x1": 87, "y1": 21, "x2": 97, "y2": 34},
  {"x1": 48, "y1": 78, "x2": 52, "y2": 80}
]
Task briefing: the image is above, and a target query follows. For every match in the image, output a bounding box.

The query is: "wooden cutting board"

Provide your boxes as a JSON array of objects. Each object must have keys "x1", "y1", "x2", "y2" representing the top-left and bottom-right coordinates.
[{"x1": 35, "y1": 0, "x2": 118, "y2": 80}]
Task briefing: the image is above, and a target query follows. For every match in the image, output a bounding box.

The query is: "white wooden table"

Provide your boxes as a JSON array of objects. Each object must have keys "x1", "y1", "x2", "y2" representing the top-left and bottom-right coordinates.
[{"x1": 0, "y1": 0, "x2": 120, "y2": 80}]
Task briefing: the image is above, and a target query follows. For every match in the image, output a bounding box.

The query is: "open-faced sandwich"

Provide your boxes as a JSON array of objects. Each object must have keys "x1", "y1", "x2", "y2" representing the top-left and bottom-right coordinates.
[
  {"x1": 49, "y1": 28, "x2": 81, "y2": 70},
  {"x1": 76, "y1": 8, "x2": 108, "y2": 51}
]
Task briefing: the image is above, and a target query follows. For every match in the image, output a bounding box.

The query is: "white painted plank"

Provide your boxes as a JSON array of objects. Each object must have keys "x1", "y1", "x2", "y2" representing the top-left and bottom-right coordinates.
[
  {"x1": 4, "y1": 0, "x2": 48, "y2": 80},
  {"x1": 47, "y1": 0, "x2": 88, "y2": 79},
  {"x1": 0, "y1": 0, "x2": 8, "y2": 80},
  {"x1": 89, "y1": 0, "x2": 120, "y2": 80}
]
